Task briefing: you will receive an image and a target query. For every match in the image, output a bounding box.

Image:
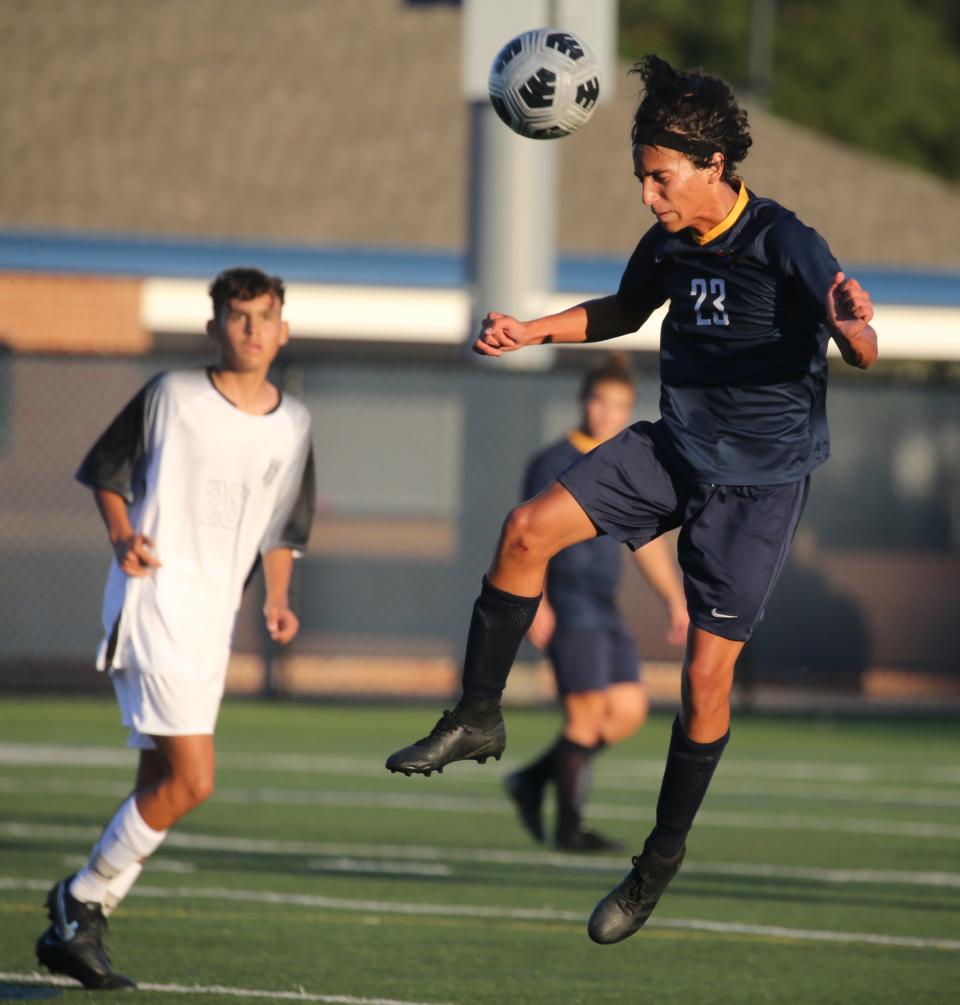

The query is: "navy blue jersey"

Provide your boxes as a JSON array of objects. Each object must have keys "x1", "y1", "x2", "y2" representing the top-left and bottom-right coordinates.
[
  {"x1": 616, "y1": 186, "x2": 839, "y2": 485},
  {"x1": 524, "y1": 435, "x2": 622, "y2": 624}
]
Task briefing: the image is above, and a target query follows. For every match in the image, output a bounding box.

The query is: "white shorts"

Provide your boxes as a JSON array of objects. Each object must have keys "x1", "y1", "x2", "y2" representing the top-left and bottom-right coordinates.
[{"x1": 110, "y1": 667, "x2": 224, "y2": 750}]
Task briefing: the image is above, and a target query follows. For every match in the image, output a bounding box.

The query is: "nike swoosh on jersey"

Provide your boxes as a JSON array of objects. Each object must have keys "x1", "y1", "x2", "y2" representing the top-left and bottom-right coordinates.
[{"x1": 710, "y1": 608, "x2": 738, "y2": 619}]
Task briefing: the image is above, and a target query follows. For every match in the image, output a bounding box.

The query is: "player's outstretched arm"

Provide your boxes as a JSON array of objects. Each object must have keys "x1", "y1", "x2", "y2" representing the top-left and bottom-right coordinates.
[
  {"x1": 472, "y1": 295, "x2": 647, "y2": 356},
  {"x1": 262, "y1": 547, "x2": 300, "y2": 644},
  {"x1": 826, "y1": 272, "x2": 878, "y2": 370},
  {"x1": 93, "y1": 488, "x2": 161, "y2": 577}
]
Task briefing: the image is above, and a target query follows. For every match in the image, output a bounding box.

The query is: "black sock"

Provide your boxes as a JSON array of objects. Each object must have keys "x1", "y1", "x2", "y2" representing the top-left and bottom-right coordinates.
[
  {"x1": 517, "y1": 733, "x2": 566, "y2": 787},
  {"x1": 458, "y1": 577, "x2": 541, "y2": 718},
  {"x1": 647, "y1": 715, "x2": 729, "y2": 858},
  {"x1": 555, "y1": 736, "x2": 600, "y2": 838}
]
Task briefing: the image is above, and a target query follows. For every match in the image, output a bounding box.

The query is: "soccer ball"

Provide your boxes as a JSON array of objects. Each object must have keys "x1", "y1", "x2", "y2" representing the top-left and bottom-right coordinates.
[{"x1": 488, "y1": 28, "x2": 600, "y2": 140}]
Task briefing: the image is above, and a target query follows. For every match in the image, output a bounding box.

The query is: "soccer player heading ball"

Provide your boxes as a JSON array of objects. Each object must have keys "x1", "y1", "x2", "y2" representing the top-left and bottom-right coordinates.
[
  {"x1": 36, "y1": 269, "x2": 314, "y2": 988},
  {"x1": 387, "y1": 54, "x2": 877, "y2": 943}
]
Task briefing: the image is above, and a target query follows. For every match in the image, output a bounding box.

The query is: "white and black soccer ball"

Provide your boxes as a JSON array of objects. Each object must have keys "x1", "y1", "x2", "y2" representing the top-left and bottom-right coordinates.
[{"x1": 488, "y1": 28, "x2": 600, "y2": 140}]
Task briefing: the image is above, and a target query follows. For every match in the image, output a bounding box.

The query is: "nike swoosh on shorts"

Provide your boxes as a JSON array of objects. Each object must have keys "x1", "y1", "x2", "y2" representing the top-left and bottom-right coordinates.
[{"x1": 710, "y1": 608, "x2": 738, "y2": 619}]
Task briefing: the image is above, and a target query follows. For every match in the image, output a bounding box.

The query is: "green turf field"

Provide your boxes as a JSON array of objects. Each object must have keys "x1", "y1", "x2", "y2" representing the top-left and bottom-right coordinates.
[{"x1": 0, "y1": 697, "x2": 957, "y2": 1004}]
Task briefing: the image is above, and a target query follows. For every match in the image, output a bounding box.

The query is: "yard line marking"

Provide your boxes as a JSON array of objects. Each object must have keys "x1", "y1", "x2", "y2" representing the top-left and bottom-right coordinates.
[
  {"x1": 2, "y1": 742, "x2": 958, "y2": 809},
  {"x1": 11, "y1": 772, "x2": 960, "y2": 815},
  {"x1": 2, "y1": 778, "x2": 958, "y2": 839},
  {"x1": 307, "y1": 858, "x2": 452, "y2": 877},
  {"x1": 927, "y1": 766, "x2": 960, "y2": 784},
  {"x1": 604, "y1": 778, "x2": 960, "y2": 809},
  {"x1": 1, "y1": 879, "x2": 957, "y2": 952},
  {"x1": 5, "y1": 821, "x2": 960, "y2": 888},
  {"x1": 648, "y1": 919, "x2": 960, "y2": 950},
  {"x1": 3, "y1": 742, "x2": 951, "y2": 785},
  {"x1": 0, "y1": 971, "x2": 457, "y2": 1005},
  {"x1": 60, "y1": 854, "x2": 196, "y2": 874}
]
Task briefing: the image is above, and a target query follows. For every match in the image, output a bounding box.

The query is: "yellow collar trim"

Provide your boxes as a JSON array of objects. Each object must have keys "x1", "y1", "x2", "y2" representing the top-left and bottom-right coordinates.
[
  {"x1": 692, "y1": 182, "x2": 749, "y2": 246},
  {"x1": 567, "y1": 429, "x2": 604, "y2": 454}
]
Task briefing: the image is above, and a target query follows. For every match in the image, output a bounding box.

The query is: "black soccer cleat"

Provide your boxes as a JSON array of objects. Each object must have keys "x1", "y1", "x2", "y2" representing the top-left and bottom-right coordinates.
[
  {"x1": 587, "y1": 841, "x2": 685, "y2": 944},
  {"x1": 504, "y1": 771, "x2": 545, "y2": 843},
  {"x1": 385, "y1": 707, "x2": 506, "y2": 776},
  {"x1": 555, "y1": 823, "x2": 624, "y2": 854},
  {"x1": 35, "y1": 877, "x2": 137, "y2": 991}
]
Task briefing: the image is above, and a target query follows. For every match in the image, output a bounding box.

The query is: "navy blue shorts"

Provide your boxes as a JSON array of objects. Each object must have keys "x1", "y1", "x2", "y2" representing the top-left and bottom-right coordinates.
[
  {"x1": 547, "y1": 621, "x2": 640, "y2": 696},
  {"x1": 558, "y1": 421, "x2": 809, "y2": 642}
]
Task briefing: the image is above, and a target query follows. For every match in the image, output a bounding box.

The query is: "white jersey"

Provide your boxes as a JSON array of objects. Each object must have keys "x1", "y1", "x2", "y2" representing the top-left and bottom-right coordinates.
[{"x1": 77, "y1": 368, "x2": 314, "y2": 681}]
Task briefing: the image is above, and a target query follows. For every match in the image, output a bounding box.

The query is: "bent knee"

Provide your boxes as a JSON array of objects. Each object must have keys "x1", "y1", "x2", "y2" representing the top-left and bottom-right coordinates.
[
  {"x1": 501, "y1": 503, "x2": 562, "y2": 563},
  {"x1": 563, "y1": 692, "x2": 608, "y2": 745},
  {"x1": 176, "y1": 772, "x2": 215, "y2": 809},
  {"x1": 602, "y1": 689, "x2": 648, "y2": 740},
  {"x1": 683, "y1": 662, "x2": 734, "y2": 714},
  {"x1": 615, "y1": 696, "x2": 649, "y2": 733}
]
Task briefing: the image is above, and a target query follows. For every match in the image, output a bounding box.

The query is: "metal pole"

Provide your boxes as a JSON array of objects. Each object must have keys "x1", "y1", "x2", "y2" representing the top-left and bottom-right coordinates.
[
  {"x1": 749, "y1": 0, "x2": 776, "y2": 109},
  {"x1": 466, "y1": 99, "x2": 557, "y2": 369}
]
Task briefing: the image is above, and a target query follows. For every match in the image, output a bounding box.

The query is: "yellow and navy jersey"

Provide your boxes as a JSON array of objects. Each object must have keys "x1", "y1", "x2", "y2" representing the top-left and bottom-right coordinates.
[
  {"x1": 616, "y1": 184, "x2": 839, "y2": 485},
  {"x1": 524, "y1": 433, "x2": 623, "y2": 625}
]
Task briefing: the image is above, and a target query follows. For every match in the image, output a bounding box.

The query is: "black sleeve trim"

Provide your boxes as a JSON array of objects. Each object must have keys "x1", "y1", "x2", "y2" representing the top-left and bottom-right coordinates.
[
  {"x1": 276, "y1": 446, "x2": 315, "y2": 551},
  {"x1": 74, "y1": 378, "x2": 155, "y2": 503}
]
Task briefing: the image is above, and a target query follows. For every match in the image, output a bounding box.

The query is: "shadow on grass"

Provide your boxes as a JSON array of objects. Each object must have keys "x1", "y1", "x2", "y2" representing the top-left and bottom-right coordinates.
[
  {"x1": 673, "y1": 876, "x2": 960, "y2": 916},
  {"x1": 170, "y1": 850, "x2": 960, "y2": 918},
  {"x1": 0, "y1": 985, "x2": 61, "y2": 1001}
]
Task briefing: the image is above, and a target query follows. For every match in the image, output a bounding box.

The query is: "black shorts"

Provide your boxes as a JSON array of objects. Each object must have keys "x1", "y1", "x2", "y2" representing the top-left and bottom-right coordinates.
[
  {"x1": 558, "y1": 421, "x2": 810, "y2": 643},
  {"x1": 547, "y1": 621, "x2": 640, "y2": 696}
]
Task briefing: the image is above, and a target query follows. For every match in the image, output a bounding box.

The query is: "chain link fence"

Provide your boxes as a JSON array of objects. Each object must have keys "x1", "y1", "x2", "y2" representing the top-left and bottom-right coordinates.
[{"x1": 1, "y1": 348, "x2": 958, "y2": 710}]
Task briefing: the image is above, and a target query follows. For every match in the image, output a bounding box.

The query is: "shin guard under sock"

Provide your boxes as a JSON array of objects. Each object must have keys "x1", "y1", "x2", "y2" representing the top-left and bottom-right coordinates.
[
  {"x1": 102, "y1": 861, "x2": 143, "y2": 916},
  {"x1": 458, "y1": 576, "x2": 541, "y2": 717},
  {"x1": 647, "y1": 716, "x2": 729, "y2": 858},
  {"x1": 69, "y1": 796, "x2": 167, "y2": 906},
  {"x1": 518, "y1": 733, "x2": 565, "y2": 787},
  {"x1": 555, "y1": 736, "x2": 600, "y2": 837}
]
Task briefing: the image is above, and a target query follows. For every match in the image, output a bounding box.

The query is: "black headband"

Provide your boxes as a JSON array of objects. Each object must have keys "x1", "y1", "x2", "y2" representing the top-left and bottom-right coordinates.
[{"x1": 632, "y1": 126, "x2": 722, "y2": 159}]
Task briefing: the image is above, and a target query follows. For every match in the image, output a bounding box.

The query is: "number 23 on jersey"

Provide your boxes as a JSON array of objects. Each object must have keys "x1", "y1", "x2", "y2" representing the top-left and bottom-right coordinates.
[{"x1": 690, "y1": 277, "x2": 729, "y2": 327}]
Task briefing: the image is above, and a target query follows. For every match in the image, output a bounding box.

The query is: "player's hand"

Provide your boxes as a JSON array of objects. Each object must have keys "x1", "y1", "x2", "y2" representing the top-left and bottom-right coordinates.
[
  {"x1": 827, "y1": 272, "x2": 873, "y2": 342},
  {"x1": 665, "y1": 601, "x2": 690, "y2": 647},
  {"x1": 112, "y1": 533, "x2": 161, "y2": 577},
  {"x1": 472, "y1": 312, "x2": 532, "y2": 357},
  {"x1": 264, "y1": 602, "x2": 300, "y2": 645},
  {"x1": 527, "y1": 602, "x2": 556, "y2": 650}
]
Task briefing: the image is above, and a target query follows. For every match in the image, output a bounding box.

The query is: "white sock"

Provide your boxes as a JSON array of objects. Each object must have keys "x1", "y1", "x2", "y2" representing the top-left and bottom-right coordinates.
[
  {"x1": 69, "y1": 797, "x2": 167, "y2": 906},
  {"x1": 102, "y1": 861, "x2": 143, "y2": 916}
]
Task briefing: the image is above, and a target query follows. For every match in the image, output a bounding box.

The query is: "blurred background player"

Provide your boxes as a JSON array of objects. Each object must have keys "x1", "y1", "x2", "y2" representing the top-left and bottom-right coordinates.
[
  {"x1": 35, "y1": 268, "x2": 315, "y2": 989},
  {"x1": 506, "y1": 355, "x2": 688, "y2": 852},
  {"x1": 386, "y1": 54, "x2": 877, "y2": 944}
]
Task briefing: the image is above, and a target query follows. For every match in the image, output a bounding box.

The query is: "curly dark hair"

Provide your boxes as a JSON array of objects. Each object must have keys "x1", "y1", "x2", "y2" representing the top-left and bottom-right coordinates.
[
  {"x1": 209, "y1": 267, "x2": 286, "y2": 318},
  {"x1": 580, "y1": 353, "x2": 635, "y2": 402},
  {"x1": 629, "y1": 54, "x2": 752, "y2": 181}
]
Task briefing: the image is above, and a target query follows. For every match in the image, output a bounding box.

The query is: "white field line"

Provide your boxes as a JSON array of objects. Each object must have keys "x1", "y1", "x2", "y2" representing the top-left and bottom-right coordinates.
[
  {"x1": 61, "y1": 853, "x2": 197, "y2": 873},
  {"x1": 6, "y1": 770, "x2": 960, "y2": 816},
  {"x1": 3, "y1": 822, "x2": 960, "y2": 890},
  {"x1": 0, "y1": 877, "x2": 957, "y2": 953},
  {"x1": 1, "y1": 777, "x2": 958, "y2": 840},
  {"x1": 0, "y1": 741, "x2": 942, "y2": 783},
  {"x1": 1, "y1": 742, "x2": 957, "y2": 808},
  {"x1": 928, "y1": 766, "x2": 960, "y2": 783},
  {"x1": 0, "y1": 970, "x2": 456, "y2": 1005},
  {"x1": 307, "y1": 858, "x2": 451, "y2": 877}
]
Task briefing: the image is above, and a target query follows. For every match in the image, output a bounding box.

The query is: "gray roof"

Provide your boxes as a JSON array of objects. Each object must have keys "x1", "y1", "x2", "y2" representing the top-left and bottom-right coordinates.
[{"x1": 3, "y1": 0, "x2": 959, "y2": 268}]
